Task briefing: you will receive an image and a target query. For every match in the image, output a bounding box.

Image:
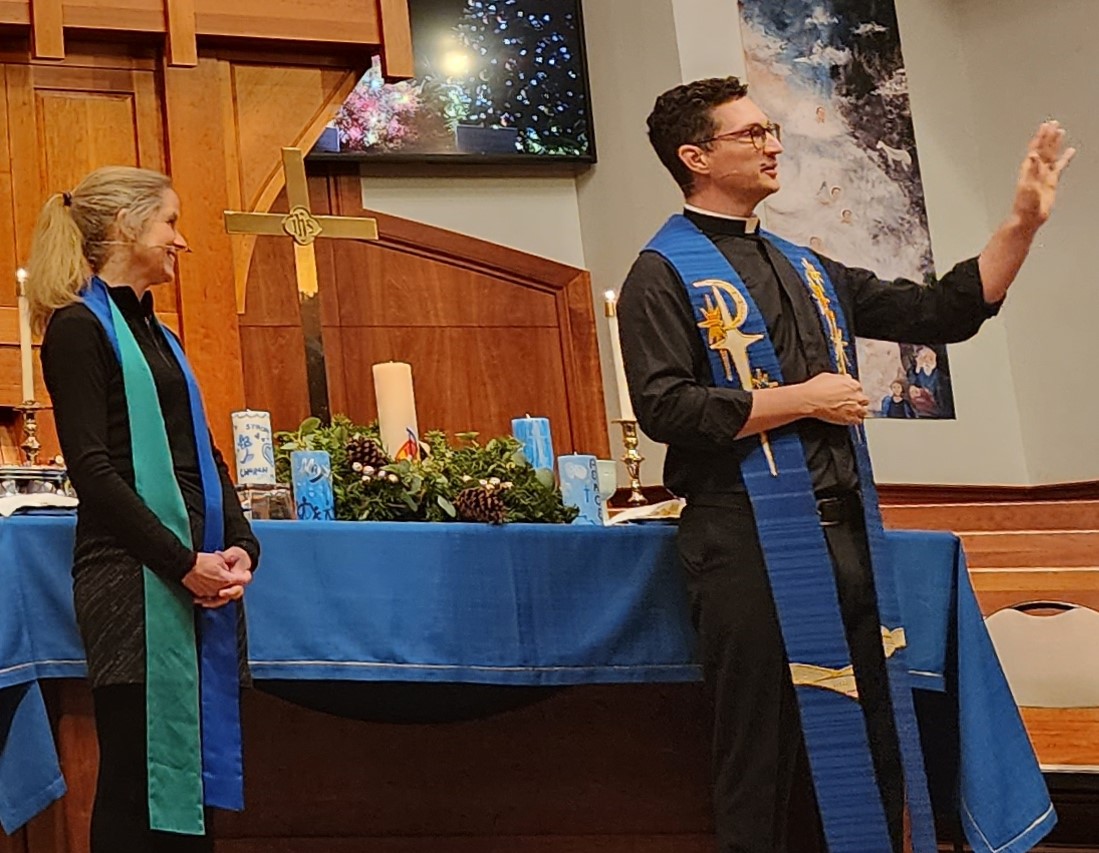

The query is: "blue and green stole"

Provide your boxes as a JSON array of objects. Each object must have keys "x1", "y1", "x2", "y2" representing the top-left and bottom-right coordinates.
[
  {"x1": 646, "y1": 216, "x2": 935, "y2": 852},
  {"x1": 83, "y1": 276, "x2": 243, "y2": 835}
]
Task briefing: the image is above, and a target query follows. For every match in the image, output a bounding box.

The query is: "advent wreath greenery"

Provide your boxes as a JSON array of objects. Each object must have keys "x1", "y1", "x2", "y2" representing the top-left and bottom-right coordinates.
[{"x1": 274, "y1": 415, "x2": 578, "y2": 525}]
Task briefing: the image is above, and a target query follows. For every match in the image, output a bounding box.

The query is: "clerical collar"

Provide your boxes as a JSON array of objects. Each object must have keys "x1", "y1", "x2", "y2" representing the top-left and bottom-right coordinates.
[{"x1": 683, "y1": 204, "x2": 760, "y2": 237}]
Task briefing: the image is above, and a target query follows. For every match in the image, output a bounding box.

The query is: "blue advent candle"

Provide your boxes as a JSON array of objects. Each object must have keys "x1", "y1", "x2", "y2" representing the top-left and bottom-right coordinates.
[
  {"x1": 557, "y1": 454, "x2": 605, "y2": 526},
  {"x1": 511, "y1": 415, "x2": 554, "y2": 473},
  {"x1": 290, "y1": 450, "x2": 335, "y2": 521}
]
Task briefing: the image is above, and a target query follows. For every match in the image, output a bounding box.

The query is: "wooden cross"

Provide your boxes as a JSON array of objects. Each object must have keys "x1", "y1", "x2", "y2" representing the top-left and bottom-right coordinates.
[{"x1": 224, "y1": 147, "x2": 379, "y2": 422}]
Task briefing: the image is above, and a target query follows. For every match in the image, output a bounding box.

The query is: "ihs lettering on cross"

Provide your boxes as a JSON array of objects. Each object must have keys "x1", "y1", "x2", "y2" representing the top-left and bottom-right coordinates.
[
  {"x1": 224, "y1": 148, "x2": 381, "y2": 423},
  {"x1": 693, "y1": 279, "x2": 778, "y2": 476},
  {"x1": 801, "y1": 258, "x2": 850, "y2": 375}
]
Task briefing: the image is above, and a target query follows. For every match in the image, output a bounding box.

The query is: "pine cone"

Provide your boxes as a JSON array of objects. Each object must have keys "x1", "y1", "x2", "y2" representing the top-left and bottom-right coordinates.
[
  {"x1": 454, "y1": 486, "x2": 508, "y2": 525},
  {"x1": 347, "y1": 434, "x2": 389, "y2": 471}
]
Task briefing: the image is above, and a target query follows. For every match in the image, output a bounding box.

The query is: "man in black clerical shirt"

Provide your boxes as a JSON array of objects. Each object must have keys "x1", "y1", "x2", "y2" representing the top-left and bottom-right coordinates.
[{"x1": 617, "y1": 77, "x2": 1074, "y2": 853}]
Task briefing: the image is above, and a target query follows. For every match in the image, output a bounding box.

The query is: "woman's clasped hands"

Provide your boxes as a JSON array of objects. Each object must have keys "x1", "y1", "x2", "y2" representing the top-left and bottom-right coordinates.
[{"x1": 181, "y1": 546, "x2": 254, "y2": 608}]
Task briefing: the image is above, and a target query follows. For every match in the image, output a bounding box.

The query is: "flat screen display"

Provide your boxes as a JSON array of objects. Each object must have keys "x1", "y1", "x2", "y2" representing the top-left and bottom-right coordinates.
[{"x1": 309, "y1": 0, "x2": 595, "y2": 164}]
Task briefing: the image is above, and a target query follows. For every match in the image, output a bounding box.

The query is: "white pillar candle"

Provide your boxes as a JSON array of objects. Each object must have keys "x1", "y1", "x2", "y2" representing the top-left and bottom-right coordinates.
[
  {"x1": 373, "y1": 361, "x2": 420, "y2": 461},
  {"x1": 604, "y1": 290, "x2": 635, "y2": 421},
  {"x1": 16, "y1": 269, "x2": 33, "y2": 403}
]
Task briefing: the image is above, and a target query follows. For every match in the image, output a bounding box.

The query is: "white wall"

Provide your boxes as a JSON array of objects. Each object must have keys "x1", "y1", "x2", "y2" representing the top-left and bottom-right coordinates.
[
  {"x1": 955, "y1": 0, "x2": 1099, "y2": 484},
  {"x1": 359, "y1": 175, "x2": 586, "y2": 268}
]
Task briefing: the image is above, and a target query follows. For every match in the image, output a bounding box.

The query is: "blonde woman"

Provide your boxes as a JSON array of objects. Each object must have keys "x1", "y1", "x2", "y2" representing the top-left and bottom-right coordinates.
[{"x1": 28, "y1": 166, "x2": 258, "y2": 852}]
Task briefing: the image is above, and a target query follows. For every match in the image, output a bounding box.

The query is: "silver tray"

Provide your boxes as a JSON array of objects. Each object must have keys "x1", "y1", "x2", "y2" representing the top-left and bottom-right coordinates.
[{"x1": 0, "y1": 465, "x2": 71, "y2": 496}]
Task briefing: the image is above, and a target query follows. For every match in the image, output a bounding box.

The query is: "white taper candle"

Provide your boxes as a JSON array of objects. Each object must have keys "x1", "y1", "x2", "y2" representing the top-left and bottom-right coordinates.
[
  {"x1": 16, "y1": 268, "x2": 33, "y2": 403},
  {"x1": 604, "y1": 290, "x2": 635, "y2": 421}
]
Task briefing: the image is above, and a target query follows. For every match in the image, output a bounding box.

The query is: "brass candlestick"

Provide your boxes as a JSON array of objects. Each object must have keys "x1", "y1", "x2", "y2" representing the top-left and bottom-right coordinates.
[
  {"x1": 614, "y1": 419, "x2": 647, "y2": 506},
  {"x1": 16, "y1": 401, "x2": 42, "y2": 467}
]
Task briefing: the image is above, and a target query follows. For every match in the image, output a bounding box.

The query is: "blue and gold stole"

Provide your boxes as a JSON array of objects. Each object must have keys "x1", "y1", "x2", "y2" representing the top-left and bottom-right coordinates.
[
  {"x1": 83, "y1": 276, "x2": 243, "y2": 835},
  {"x1": 646, "y1": 216, "x2": 935, "y2": 852}
]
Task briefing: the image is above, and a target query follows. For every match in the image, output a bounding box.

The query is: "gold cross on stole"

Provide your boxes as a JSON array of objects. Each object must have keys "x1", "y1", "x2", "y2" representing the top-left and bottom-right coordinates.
[
  {"x1": 693, "y1": 279, "x2": 778, "y2": 476},
  {"x1": 800, "y1": 258, "x2": 850, "y2": 375},
  {"x1": 224, "y1": 147, "x2": 380, "y2": 422}
]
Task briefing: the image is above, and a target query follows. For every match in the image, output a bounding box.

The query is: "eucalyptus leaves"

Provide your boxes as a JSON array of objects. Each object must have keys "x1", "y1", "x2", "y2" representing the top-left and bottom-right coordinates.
[{"x1": 274, "y1": 416, "x2": 578, "y2": 524}]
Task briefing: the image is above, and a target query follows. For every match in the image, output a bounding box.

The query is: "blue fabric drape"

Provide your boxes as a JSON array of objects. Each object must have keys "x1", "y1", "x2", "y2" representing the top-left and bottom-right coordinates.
[{"x1": 0, "y1": 517, "x2": 1054, "y2": 851}]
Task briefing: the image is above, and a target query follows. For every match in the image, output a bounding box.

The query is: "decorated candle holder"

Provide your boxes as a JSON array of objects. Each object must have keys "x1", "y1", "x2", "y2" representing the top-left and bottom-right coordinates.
[
  {"x1": 234, "y1": 483, "x2": 295, "y2": 520},
  {"x1": 613, "y1": 419, "x2": 647, "y2": 507},
  {"x1": 0, "y1": 402, "x2": 70, "y2": 497},
  {"x1": 15, "y1": 401, "x2": 42, "y2": 467}
]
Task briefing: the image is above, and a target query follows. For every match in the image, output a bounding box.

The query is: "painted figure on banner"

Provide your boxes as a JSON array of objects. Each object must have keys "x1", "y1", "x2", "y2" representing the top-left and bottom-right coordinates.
[
  {"x1": 906, "y1": 345, "x2": 952, "y2": 418},
  {"x1": 881, "y1": 379, "x2": 914, "y2": 419},
  {"x1": 738, "y1": 0, "x2": 961, "y2": 417}
]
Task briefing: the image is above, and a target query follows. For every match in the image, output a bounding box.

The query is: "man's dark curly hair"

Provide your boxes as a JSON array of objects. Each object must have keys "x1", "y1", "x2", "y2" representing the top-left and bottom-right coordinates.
[{"x1": 647, "y1": 77, "x2": 750, "y2": 192}]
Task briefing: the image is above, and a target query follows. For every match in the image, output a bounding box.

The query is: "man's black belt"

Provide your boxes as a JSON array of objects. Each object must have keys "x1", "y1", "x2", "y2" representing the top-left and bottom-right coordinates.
[
  {"x1": 814, "y1": 490, "x2": 862, "y2": 527},
  {"x1": 687, "y1": 489, "x2": 862, "y2": 527}
]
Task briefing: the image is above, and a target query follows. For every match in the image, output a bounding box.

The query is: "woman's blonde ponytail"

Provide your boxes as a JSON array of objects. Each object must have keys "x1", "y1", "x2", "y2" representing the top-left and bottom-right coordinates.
[{"x1": 25, "y1": 192, "x2": 90, "y2": 334}]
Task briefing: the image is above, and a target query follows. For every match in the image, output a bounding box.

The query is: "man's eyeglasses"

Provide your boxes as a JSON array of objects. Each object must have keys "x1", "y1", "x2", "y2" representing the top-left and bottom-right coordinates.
[{"x1": 698, "y1": 121, "x2": 782, "y2": 151}]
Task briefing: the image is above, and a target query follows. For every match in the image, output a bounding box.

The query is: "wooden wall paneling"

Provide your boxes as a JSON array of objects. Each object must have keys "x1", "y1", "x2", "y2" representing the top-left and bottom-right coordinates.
[
  {"x1": 28, "y1": 0, "x2": 63, "y2": 60},
  {"x1": 226, "y1": 63, "x2": 361, "y2": 314},
  {"x1": 332, "y1": 244, "x2": 560, "y2": 329},
  {"x1": 0, "y1": 64, "x2": 22, "y2": 410},
  {"x1": 212, "y1": 685, "x2": 711, "y2": 841},
  {"x1": 321, "y1": 325, "x2": 349, "y2": 424},
  {"x1": 0, "y1": 58, "x2": 173, "y2": 419},
  {"x1": 0, "y1": 345, "x2": 45, "y2": 408},
  {"x1": 231, "y1": 65, "x2": 360, "y2": 212},
  {"x1": 0, "y1": 0, "x2": 414, "y2": 87},
  {"x1": 235, "y1": 187, "x2": 326, "y2": 431},
  {"x1": 376, "y1": 0, "x2": 413, "y2": 80},
  {"x1": 332, "y1": 174, "x2": 609, "y2": 456},
  {"x1": 164, "y1": 0, "x2": 198, "y2": 67},
  {"x1": 878, "y1": 481, "x2": 1099, "y2": 505},
  {"x1": 311, "y1": 178, "x2": 348, "y2": 417},
  {"x1": 339, "y1": 326, "x2": 574, "y2": 443},
  {"x1": 216, "y1": 837, "x2": 718, "y2": 852},
  {"x1": 0, "y1": 0, "x2": 406, "y2": 56},
  {"x1": 162, "y1": 56, "x2": 245, "y2": 454},
  {"x1": 1, "y1": 41, "x2": 161, "y2": 71},
  {"x1": 28, "y1": 0, "x2": 164, "y2": 35},
  {"x1": 192, "y1": 0, "x2": 381, "y2": 44},
  {"x1": 239, "y1": 324, "x2": 311, "y2": 431},
  {"x1": 216, "y1": 59, "x2": 251, "y2": 314},
  {"x1": 5, "y1": 62, "x2": 40, "y2": 270},
  {"x1": 21, "y1": 799, "x2": 66, "y2": 853},
  {"x1": 38, "y1": 681, "x2": 97, "y2": 853},
  {"x1": 0, "y1": 828, "x2": 27, "y2": 852},
  {"x1": 558, "y1": 270, "x2": 609, "y2": 457},
  {"x1": 882, "y1": 500, "x2": 1099, "y2": 533},
  {"x1": 238, "y1": 170, "x2": 608, "y2": 458},
  {"x1": 0, "y1": 65, "x2": 16, "y2": 303}
]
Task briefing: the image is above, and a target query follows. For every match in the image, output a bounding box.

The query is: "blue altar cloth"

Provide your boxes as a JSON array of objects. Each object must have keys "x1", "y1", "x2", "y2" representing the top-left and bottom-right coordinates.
[{"x1": 0, "y1": 516, "x2": 1054, "y2": 852}]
